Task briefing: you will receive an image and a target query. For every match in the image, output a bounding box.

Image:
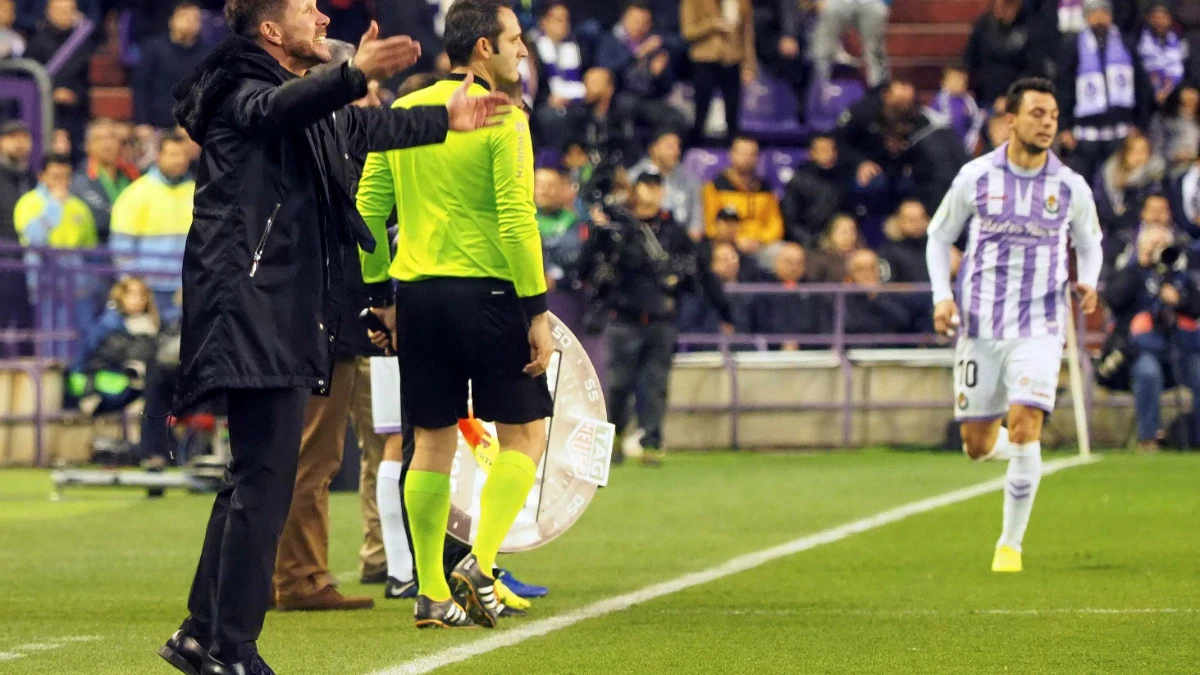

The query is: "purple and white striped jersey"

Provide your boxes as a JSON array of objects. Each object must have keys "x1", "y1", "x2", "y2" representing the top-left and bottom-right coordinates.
[{"x1": 927, "y1": 144, "x2": 1103, "y2": 340}]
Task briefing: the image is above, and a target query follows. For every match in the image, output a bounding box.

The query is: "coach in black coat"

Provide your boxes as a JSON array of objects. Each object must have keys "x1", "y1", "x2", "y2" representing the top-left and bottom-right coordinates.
[{"x1": 158, "y1": 9, "x2": 506, "y2": 672}]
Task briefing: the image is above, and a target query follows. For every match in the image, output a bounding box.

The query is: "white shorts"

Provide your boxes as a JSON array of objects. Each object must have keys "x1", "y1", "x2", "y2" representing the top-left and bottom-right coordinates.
[{"x1": 953, "y1": 336, "x2": 1063, "y2": 421}]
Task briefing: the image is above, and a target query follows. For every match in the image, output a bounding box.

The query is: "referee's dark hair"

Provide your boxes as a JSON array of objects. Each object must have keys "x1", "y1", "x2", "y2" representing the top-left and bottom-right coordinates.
[
  {"x1": 1005, "y1": 77, "x2": 1057, "y2": 115},
  {"x1": 224, "y1": 0, "x2": 287, "y2": 39},
  {"x1": 444, "y1": 0, "x2": 506, "y2": 68}
]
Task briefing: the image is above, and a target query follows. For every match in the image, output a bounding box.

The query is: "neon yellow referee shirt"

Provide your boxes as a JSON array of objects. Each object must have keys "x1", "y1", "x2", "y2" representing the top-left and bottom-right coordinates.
[{"x1": 356, "y1": 74, "x2": 547, "y2": 316}]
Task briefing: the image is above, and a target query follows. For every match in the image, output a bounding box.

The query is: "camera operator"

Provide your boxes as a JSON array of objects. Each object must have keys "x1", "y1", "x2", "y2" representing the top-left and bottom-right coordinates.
[
  {"x1": 1102, "y1": 216, "x2": 1200, "y2": 451},
  {"x1": 578, "y1": 169, "x2": 733, "y2": 466}
]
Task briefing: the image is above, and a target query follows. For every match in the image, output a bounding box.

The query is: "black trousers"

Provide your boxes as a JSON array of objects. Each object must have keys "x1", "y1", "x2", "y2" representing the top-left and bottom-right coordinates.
[
  {"x1": 691, "y1": 62, "x2": 742, "y2": 144},
  {"x1": 180, "y1": 387, "x2": 309, "y2": 662},
  {"x1": 606, "y1": 319, "x2": 679, "y2": 449}
]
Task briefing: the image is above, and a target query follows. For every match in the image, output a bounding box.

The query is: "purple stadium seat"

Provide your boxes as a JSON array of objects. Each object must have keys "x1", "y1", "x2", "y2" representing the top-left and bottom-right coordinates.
[
  {"x1": 536, "y1": 148, "x2": 562, "y2": 169},
  {"x1": 806, "y1": 78, "x2": 866, "y2": 133},
  {"x1": 739, "y1": 74, "x2": 806, "y2": 144},
  {"x1": 759, "y1": 148, "x2": 809, "y2": 195},
  {"x1": 681, "y1": 148, "x2": 729, "y2": 187}
]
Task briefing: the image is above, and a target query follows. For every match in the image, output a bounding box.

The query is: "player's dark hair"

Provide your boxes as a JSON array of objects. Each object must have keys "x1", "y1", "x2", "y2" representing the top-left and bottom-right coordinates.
[
  {"x1": 224, "y1": 0, "x2": 287, "y2": 39},
  {"x1": 624, "y1": 1, "x2": 652, "y2": 14},
  {"x1": 1005, "y1": 77, "x2": 1056, "y2": 115},
  {"x1": 42, "y1": 153, "x2": 72, "y2": 170},
  {"x1": 444, "y1": 0, "x2": 506, "y2": 68},
  {"x1": 159, "y1": 132, "x2": 187, "y2": 152}
]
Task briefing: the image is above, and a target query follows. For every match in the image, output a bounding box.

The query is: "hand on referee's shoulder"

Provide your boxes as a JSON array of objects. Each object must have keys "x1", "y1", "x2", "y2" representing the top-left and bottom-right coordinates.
[{"x1": 446, "y1": 72, "x2": 513, "y2": 132}]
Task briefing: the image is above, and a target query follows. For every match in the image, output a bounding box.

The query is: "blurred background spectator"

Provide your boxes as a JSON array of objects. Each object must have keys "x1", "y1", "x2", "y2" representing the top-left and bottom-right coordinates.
[
  {"x1": 65, "y1": 274, "x2": 158, "y2": 416},
  {"x1": 597, "y1": 2, "x2": 686, "y2": 145},
  {"x1": 751, "y1": 240, "x2": 827, "y2": 350},
  {"x1": 842, "y1": 248, "x2": 911, "y2": 336},
  {"x1": 782, "y1": 133, "x2": 853, "y2": 249},
  {"x1": 108, "y1": 132, "x2": 193, "y2": 312},
  {"x1": 1149, "y1": 84, "x2": 1199, "y2": 178},
  {"x1": 132, "y1": 1, "x2": 210, "y2": 133},
  {"x1": 0, "y1": 120, "x2": 35, "y2": 356},
  {"x1": 806, "y1": 212, "x2": 860, "y2": 283},
  {"x1": 930, "y1": 66, "x2": 984, "y2": 155},
  {"x1": 24, "y1": 0, "x2": 99, "y2": 162},
  {"x1": 752, "y1": 0, "x2": 809, "y2": 125},
  {"x1": 0, "y1": 0, "x2": 26, "y2": 58},
  {"x1": 701, "y1": 136, "x2": 783, "y2": 261},
  {"x1": 1094, "y1": 131, "x2": 1165, "y2": 240},
  {"x1": 811, "y1": 0, "x2": 889, "y2": 90},
  {"x1": 535, "y1": 166, "x2": 585, "y2": 290},
  {"x1": 964, "y1": 0, "x2": 1042, "y2": 112},
  {"x1": 681, "y1": 0, "x2": 755, "y2": 145},
  {"x1": 71, "y1": 118, "x2": 138, "y2": 245},
  {"x1": 629, "y1": 129, "x2": 702, "y2": 238},
  {"x1": 529, "y1": 1, "x2": 586, "y2": 153}
]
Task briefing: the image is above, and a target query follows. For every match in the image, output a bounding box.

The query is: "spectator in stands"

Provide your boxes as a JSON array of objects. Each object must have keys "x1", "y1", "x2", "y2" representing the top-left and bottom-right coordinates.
[
  {"x1": 573, "y1": 66, "x2": 641, "y2": 165},
  {"x1": 1171, "y1": 156, "x2": 1200, "y2": 238},
  {"x1": 24, "y1": 0, "x2": 99, "y2": 162},
  {"x1": 807, "y1": 212, "x2": 861, "y2": 283},
  {"x1": 0, "y1": 0, "x2": 25, "y2": 58},
  {"x1": 678, "y1": 240, "x2": 756, "y2": 342},
  {"x1": 50, "y1": 128, "x2": 71, "y2": 156},
  {"x1": 596, "y1": 2, "x2": 685, "y2": 142},
  {"x1": 13, "y1": 153, "x2": 98, "y2": 355},
  {"x1": 66, "y1": 275, "x2": 160, "y2": 416},
  {"x1": 811, "y1": 0, "x2": 889, "y2": 90},
  {"x1": 1103, "y1": 218, "x2": 1200, "y2": 451},
  {"x1": 983, "y1": 113, "x2": 1009, "y2": 153},
  {"x1": 535, "y1": 166, "x2": 585, "y2": 289},
  {"x1": 752, "y1": 241, "x2": 829, "y2": 350},
  {"x1": 628, "y1": 129, "x2": 703, "y2": 238},
  {"x1": 843, "y1": 248, "x2": 912, "y2": 336},
  {"x1": 964, "y1": 0, "x2": 1042, "y2": 111},
  {"x1": 1056, "y1": 0, "x2": 1154, "y2": 182},
  {"x1": 1149, "y1": 84, "x2": 1199, "y2": 178},
  {"x1": 752, "y1": 0, "x2": 809, "y2": 124},
  {"x1": 71, "y1": 119, "x2": 140, "y2": 245},
  {"x1": 698, "y1": 205, "x2": 768, "y2": 280},
  {"x1": 701, "y1": 136, "x2": 784, "y2": 259},
  {"x1": 878, "y1": 200, "x2": 951, "y2": 332},
  {"x1": 837, "y1": 79, "x2": 968, "y2": 218},
  {"x1": 0, "y1": 120, "x2": 34, "y2": 357},
  {"x1": 529, "y1": 2, "x2": 587, "y2": 153},
  {"x1": 133, "y1": 1, "x2": 211, "y2": 133},
  {"x1": 1183, "y1": 2, "x2": 1200, "y2": 84},
  {"x1": 782, "y1": 134, "x2": 854, "y2": 248},
  {"x1": 681, "y1": 0, "x2": 756, "y2": 144},
  {"x1": 931, "y1": 66, "x2": 985, "y2": 155},
  {"x1": 1108, "y1": 194, "x2": 1175, "y2": 271},
  {"x1": 1095, "y1": 131, "x2": 1166, "y2": 238},
  {"x1": 109, "y1": 134, "x2": 194, "y2": 311},
  {"x1": 1138, "y1": 0, "x2": 1188, "y2": 108}
]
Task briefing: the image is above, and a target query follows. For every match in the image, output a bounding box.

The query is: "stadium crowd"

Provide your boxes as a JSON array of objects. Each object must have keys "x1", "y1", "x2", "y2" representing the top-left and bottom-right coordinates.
[{"x1": 3, "y1": 0, "x2": 1200, "y2": 445}]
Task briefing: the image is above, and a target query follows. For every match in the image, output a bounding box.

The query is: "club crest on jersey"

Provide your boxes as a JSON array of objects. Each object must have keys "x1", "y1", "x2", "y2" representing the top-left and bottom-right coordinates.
[
  {"x1": 1044, "y1": 193, "x2": 1059, "y2": 214},
  {"x1": 957, "y1": 393, "x2": 969, "y2": 410}
]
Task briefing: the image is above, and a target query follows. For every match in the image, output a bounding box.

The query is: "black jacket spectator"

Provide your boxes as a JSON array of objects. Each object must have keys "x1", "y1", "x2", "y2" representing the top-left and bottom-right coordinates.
[
  {"x1": 170, "y1": 35, "x2": 449, "y2": 411},
  {"x1": 781, "y1": 156, "x2": 854, "y2": 247},
  {"x1": 844, "y1": 291, "x2": 912, "y2": 336},
  {"x1": 135, "y1": 36, "x2": 212, "y2": 129},
  {"x1": 24, "y1": 17, "x2": 100, "y2": 154},
  {"x1": 751, "y1": 289, "x2": 829, "y2": 348},
  {"x1": 594, "y1": 29, "x2": 675, "y2": 100},
  {"x1": 964, "y1": 0, "x2": 1043, "y2": 108},
  {"x1": 0, "y1": 154, "x2": 34, "y2": 244},
  {"x1": 878, "y1": 234, "x2": 935, "y2": 332},
  {"x1": 678, "y1": 292, "x2": 756, "y2": 338},
  {"x1": 578, "y1": 210, "x2": 733, "y2": 324}
]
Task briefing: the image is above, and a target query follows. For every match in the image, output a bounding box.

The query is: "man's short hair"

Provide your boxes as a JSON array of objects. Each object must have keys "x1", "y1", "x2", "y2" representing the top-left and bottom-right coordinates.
[
  {"x1": 225, "y1": 0, "x2": 287, "y2": 39},
  {"x1": 43, "y1": 153, "x2": 72, "y2": 170},
  {"x1": 537, "y1": 0, "x2": 567, "y2": 18},
  {"x1": 1005, "y1": 77, "x2": 1056, "y2": 115},
  {"x1": 649, "y1": 128, "x2": 680, "y2": 146},
  {"x1": 159, "y1": 132, "x2": 186, "y2": 152},
  {"x1": 396, "y1": 72, "x2": 441, "y2": 98},
  {"x1": 730, "y1": 135, "x2": 758, "y2": 149},
  {"x1": 173, "y1": 0, "x2": 201, "y2": 14},
  {"x1": 624, "y1": 1, "x2": 651, "y2": 14},
  {"x1": 84, "y1": 118, "x2": 116, "y2": 144},
  {"x1": 444, "y1": 0, "x2": 505, "y2": 68},
  {"x1": 809, "y1": 133, "x2": 835, "y2": 148}
]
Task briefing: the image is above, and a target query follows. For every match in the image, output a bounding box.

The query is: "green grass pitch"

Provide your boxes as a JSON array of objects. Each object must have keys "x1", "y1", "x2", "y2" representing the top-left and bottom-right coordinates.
[{"x1": 1, "y1": 449, "x2": 1198, "y2": 674}]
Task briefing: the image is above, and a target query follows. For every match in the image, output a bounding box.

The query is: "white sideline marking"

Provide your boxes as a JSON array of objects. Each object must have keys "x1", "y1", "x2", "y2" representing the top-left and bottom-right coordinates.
[
  {"x1": 369, "y1": 454, "x2": 1098, "y2": 675},
  {"x1": 0, "y1": 636, "x2": 100, "y2": 662},
  {"x1": 650, "y1": 608, "x2": 1198, "y2": 617}
]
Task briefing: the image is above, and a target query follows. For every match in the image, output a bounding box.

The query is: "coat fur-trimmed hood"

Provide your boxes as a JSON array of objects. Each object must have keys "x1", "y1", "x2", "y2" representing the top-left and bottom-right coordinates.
[{"x1": 172, "y1": 35, "x2": 290, "y2": 142}]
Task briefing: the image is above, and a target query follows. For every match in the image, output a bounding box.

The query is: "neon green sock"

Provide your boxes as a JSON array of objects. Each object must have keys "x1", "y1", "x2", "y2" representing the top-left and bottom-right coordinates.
[
  {"x1": 404, "y1": 470, "x2": 452, "y2": 601},
  {"x1": 472, "y1": 451, "x2": 538, "y2": 575}
]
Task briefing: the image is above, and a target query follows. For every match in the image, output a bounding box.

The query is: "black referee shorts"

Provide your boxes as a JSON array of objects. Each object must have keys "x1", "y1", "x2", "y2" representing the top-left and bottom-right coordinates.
[{"x1": 394, "y1": 277, "x2": 553, "y2": 429}]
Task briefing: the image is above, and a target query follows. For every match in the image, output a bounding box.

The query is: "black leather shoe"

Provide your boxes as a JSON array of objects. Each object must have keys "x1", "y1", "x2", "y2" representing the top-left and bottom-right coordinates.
[
  {"x1": 200, "y1": 653, "x2": 276, "y2": 675},
  {"x1": 156, "y1": 630, "x2": 207, "y2": 675}
]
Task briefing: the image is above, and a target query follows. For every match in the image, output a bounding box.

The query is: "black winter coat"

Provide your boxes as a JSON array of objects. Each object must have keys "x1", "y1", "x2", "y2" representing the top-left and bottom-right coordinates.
[
  {"x1": 781, "y1": 159, "x2": 853, "y2": 247},
  {"x1": 0, "y1": 158, "x2": 35, "y2": 243},
  {"x1": 170, "y1": 36, "x2": 449, "y2": 411}
]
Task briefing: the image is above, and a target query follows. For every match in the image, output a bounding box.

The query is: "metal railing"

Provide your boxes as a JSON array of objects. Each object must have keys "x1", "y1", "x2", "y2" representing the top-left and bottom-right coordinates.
[{"x1": 0, "y1": 245, "x2": 1117, "y2": 461}]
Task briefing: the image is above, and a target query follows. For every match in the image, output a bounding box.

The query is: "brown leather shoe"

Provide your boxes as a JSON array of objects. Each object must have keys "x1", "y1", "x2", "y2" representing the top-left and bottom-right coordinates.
[{"x1": 276, "y1": 586, "x2": 375, "y2": 611}]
